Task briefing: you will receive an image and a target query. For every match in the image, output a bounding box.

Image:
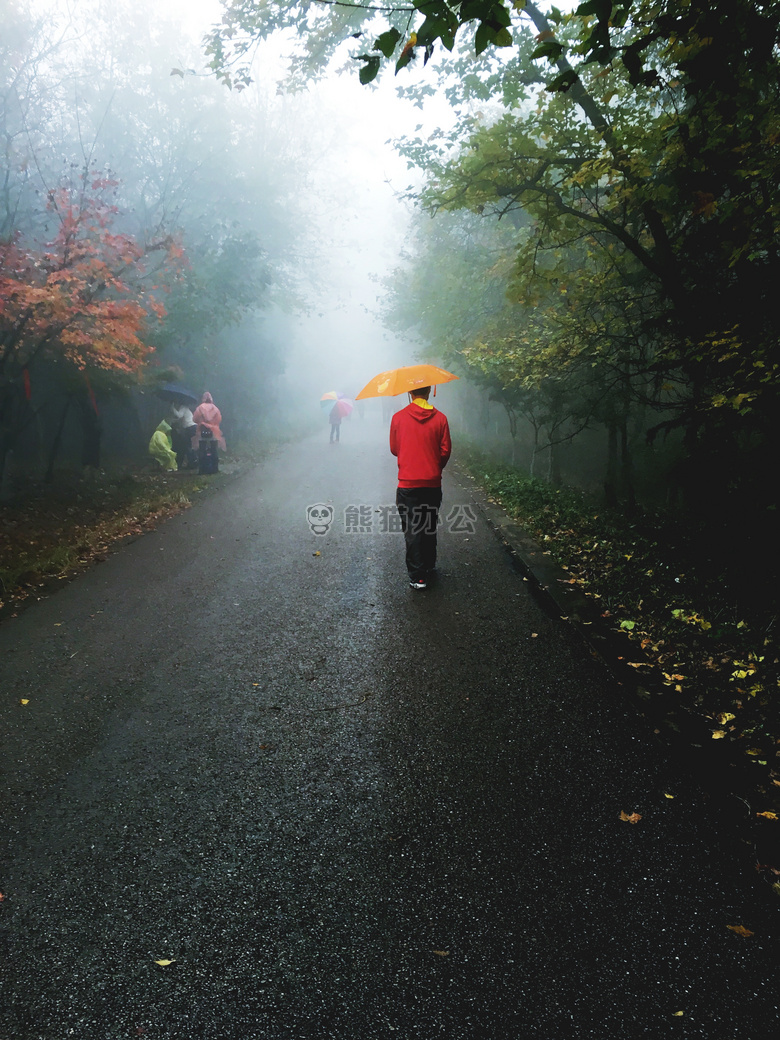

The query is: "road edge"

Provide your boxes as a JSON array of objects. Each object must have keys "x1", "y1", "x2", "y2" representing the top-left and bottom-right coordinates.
[{"x1": 451, "y1": 462, "x2": 780, "y2": 879}]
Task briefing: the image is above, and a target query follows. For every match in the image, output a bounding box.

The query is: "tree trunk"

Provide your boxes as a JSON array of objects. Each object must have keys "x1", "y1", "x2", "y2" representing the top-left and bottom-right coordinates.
[
  {"x1": 619, "y1": 418, "x2": 636, "y2": 513},
  {"x1": 0, "y1": 434, "x2": 13, "y2": 500},
  {"x1": 44, "y1": 397, "x2": 72, "y2": 483},
  {"x1": 547, "y1": 436, "x2": 562, "y2": 486},
  {"x1": 78, "y1": 397, "x2": 102, "y2": 470},
  {"x1": 480, "y1": 394, "x2": 490, "y2": 433},
  {"x1": 604, "y1": 423, "x2": 618, "y2": 507},
  {"x1": 529, "y1": 425, "x2": 540, "y2": 478}
]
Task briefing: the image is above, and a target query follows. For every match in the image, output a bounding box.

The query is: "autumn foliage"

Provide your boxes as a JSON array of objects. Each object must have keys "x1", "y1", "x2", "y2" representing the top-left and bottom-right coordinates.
[
  {"x1": 0, "y1": 168, "x2": 184, "y2": 472},
  {"x1": 0, "y1": 173, "x2": 180, "y2": 376}
]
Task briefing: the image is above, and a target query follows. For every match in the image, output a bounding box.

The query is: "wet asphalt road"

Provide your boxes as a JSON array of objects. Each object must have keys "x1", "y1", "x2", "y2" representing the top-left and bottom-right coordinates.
[{"x1": 1, "y1": 415, "x2": 778, "y2": 1040}]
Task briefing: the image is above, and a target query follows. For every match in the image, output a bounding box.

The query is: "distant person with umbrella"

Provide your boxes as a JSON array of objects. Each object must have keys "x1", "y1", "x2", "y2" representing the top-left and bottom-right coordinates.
[
  {"x1": 320, "y1": 391, "x2": 353, "y2": 443},
  {"x1": 168, "y1": 399, "x2": 198, "y2": 469},
  {"x1": 155, "y1": 383, "x2": 199, "y2": 470},
  {"x1": 356, "y1": 364, "x2": 456, "y2": 591}
]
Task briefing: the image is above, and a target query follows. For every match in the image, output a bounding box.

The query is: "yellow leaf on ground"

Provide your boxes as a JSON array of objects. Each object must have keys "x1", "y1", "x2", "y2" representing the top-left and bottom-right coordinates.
[
  {"x1": 664, "y1": 793, "x2": 675, "y2": 799},
  {"x1": 726, "y1": 925, "x2": 754, "y2": 937},
  {"x1": 716, "y1": 712, "x2": 736, "y2": 725},
  {"x1": 432, "y1": 950, "x2": 449, "y2": 956},
  {"x1": 154, "y1": 959, "x2": 176, "y2": 966},
  {"x1": 712, "y1": 729, "x2": 727, "y2": 739},
  {"x1": 20, "y1": 699, "x2": 29, "y2": 705},
  {"x1": 620, "y1": 811, "x2": 642, "y2": 824},
  {"x1": 672, "y1": 1011, "x2": 684, "y2": 1017},
  {"x1": 756, "y1": 812, "x2": 778, "y2": 820}
]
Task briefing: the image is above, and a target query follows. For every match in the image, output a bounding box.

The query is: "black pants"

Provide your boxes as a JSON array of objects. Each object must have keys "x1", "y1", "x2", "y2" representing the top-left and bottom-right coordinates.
[
  {"x1": 396, "y1": 486, "x2": 442, "y2": 581},
  {"x1": 171, "y1": 425, "x2": 197, "y2": 468}
]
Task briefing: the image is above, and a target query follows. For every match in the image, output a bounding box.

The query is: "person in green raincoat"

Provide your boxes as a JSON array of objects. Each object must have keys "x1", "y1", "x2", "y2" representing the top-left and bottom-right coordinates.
[{"x1": 149, "y1": 420, "x2": 178, "y2": 471}]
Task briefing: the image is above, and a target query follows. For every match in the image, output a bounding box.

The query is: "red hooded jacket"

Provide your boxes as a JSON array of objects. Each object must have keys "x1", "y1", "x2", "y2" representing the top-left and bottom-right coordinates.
[{"x1": 389, "y1": 401, "x2": 452, "y2": 488}]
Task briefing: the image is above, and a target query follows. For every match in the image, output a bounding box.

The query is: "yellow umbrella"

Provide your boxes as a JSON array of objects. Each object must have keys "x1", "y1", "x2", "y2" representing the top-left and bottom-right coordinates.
[{"x1": 355, "y1": 364, "x2": 458, "y2": 400}]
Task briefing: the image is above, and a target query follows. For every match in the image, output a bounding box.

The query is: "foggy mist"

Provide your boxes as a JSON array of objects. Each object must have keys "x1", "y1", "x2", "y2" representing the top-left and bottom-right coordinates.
[
  {"x1": 8, "y1": 0, "x2": 450, "y2": 458},
  {"x1": 4, "y1": 0, "x2": 777, "y2": 547}
]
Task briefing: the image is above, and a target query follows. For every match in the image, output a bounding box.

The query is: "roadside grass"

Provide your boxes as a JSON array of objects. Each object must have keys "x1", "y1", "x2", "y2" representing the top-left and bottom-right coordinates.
[
  {"x1": 0, "y1": 434, "x2": 281, "y2": 613},
  {"x1": 0, "y1": 468, "x2": 211, "y2": 614},
  {"x1": 459, "y1": 446, "x2": 780, "y2": 848}
]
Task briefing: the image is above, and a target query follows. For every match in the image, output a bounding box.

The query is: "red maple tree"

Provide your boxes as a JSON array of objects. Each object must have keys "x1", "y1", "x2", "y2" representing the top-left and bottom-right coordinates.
[{"x1": 0, "y1": 168, "x2": 184, "y2": 474}]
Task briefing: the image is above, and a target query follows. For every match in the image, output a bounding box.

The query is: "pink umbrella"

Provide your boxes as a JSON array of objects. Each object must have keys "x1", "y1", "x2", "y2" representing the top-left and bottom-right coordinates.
[{"x1": 331, "y1": 398, "x2": 353, "y2": 419}]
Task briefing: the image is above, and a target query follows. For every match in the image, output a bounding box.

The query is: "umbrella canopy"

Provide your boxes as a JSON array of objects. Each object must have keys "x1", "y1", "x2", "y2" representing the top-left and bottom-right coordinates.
[
  {"x1": 355, "y1": 365, "x2": 458, "y2": 400},
  {"x1": 330, "y1": 398, "x2": 353, "y2": 419},
  {"x1": 320, "y1": 390, "x2": 346, "y2": 409},
  {"x1": 155, "y1": 383, "x2": 199, "y2": 407}
]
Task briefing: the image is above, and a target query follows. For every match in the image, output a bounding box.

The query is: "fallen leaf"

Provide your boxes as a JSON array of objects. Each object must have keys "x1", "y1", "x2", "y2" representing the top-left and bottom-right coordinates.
[
  {"x1": 20, "y1": 699, "x2": 29, "y2": 705},
  {"x1": 432, "y1": 950, "x2": 449, "y2": 956},
  {"x1": 756, "y1": 812, "x2": 778, "y2": 820},
  {"x1": 712, "y1": 729, "x2": 727, "y2": 739},
  {"x1": 716, "y1": 712, "x2": 736, "y2": 725},
  {"x1": 531, "y1": 632, "x2": 538, "y2": 638},
  {"x1": 726, "y1": 924, "x2": 754, "y2": 937},
  {"x1": 312, "y1": 551, "x2": 321, "y2": 557},
  {"x1": 664, "y1": 793, "x2": 675, "y2": 799},
  {"x1": 154, "y1": 959, "x2": 176, "y2": 966},
  {"x1": 672, "y1": 1010, "x2": 684, "y2": 1017},
  {"x1": 620, "y1": 811, "x2": 642, "y2": 824}
]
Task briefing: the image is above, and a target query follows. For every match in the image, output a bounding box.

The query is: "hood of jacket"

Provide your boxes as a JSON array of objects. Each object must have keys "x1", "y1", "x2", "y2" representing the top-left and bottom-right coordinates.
[{"x1": 407, "y1": 401, "x2": 437, "y2": 423}]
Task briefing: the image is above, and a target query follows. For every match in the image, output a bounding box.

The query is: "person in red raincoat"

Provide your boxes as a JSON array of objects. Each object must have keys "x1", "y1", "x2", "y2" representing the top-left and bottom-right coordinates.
[
  {"x1": 192, "y1": 391, "x2": 226, "y2": 452},
  {"x1": 389, "y1": 385, "x2": 451, "y2": 590}
]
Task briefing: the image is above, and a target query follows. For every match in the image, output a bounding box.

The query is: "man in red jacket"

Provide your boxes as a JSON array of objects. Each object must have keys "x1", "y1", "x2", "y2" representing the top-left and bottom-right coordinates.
[{"x1": 389, "y1": 386, "x2": 452, "y2": 590}]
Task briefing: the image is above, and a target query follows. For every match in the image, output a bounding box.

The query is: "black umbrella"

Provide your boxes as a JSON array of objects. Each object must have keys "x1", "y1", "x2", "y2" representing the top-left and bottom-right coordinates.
[{"x1": 155, "y1": 383, "x2": 199, "y2": 407}]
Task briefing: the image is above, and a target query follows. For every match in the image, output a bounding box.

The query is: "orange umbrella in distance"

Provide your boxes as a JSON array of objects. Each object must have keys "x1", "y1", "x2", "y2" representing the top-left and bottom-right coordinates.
[{"x1": 355, "y1": 364, "x2": 458, "y2": 400}]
